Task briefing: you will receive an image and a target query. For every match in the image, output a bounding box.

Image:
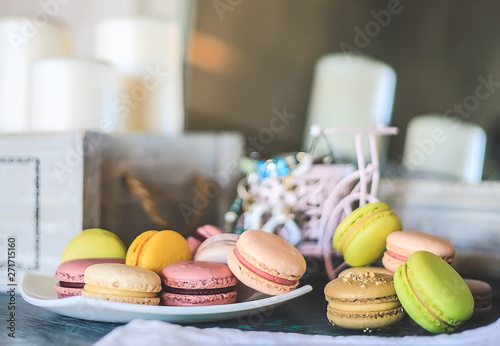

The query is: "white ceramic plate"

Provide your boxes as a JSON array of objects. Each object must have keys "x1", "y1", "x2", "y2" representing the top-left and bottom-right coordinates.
[{"x1": 20, "y1": 273, "x2": 313, "y2": 323}]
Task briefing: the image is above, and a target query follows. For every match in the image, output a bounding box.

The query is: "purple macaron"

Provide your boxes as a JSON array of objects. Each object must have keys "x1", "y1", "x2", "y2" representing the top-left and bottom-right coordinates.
[{"x1": 54, "y1": 258, "x2": 124, "y2": 298}]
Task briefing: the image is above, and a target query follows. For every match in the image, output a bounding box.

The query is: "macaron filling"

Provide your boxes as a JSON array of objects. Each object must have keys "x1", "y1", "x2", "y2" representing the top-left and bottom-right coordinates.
[
  {"x1": 474, "y1": 295, "x2": 493, "y2": 309},
  {"x1": 59, "y1": 282, "x2": 85, "y2": 289},
  {"x1": 84, "y1": 284, "x2": 158, "y2": 298},
  {"x1": 385, "y1": 250, "x2": 409, "y2": 262},
  {"x1": 163, "y1": 286, "x2": 236, "y2": 295},
  {"x1": 328, "y1": 297, "x2": 400, "y2": 312},
  {"x1": 233, "y1": 247, "x2": 297, "y2": 286},
  {"x1": 386, "y1": 250, "x2": 453, "y2": 264}
]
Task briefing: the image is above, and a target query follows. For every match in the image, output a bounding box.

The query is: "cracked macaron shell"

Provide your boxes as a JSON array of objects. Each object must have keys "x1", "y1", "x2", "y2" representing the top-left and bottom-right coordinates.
[
  {"x1": 333, "y1": 202, "x2": 402, "y2": 267},
  {"x1": 394, "y1": 251, "x2": 473, "y2": 334}
]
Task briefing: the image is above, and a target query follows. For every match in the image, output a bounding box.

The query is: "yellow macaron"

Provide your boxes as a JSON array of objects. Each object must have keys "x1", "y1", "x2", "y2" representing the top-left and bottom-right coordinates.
[
  {"x1": 61, "y1": 228, "x2": 126, "y2": 263},
  {"x1": 126, "y1": 230, "x2": 192, "y2": 275}
]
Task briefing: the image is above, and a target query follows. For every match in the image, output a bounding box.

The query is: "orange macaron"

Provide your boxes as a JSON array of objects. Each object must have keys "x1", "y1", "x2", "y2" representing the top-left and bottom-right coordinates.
[
  {"x1": 126, "y1": 230, "x2": 192, "y2": 275},
  {"x1": 227, "y1": 230, "x2": 306, "y2": 296}
]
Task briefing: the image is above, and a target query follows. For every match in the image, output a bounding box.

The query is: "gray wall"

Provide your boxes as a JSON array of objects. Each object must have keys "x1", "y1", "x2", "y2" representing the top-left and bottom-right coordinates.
[{"x1": 186, "y1": 0, "x2": 500, "y2": 179}]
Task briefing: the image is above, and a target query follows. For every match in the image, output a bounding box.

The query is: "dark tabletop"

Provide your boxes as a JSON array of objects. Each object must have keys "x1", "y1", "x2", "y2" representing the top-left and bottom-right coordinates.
[{"x1": 2, "y1": 260, "x2": 499, "y2": 345}]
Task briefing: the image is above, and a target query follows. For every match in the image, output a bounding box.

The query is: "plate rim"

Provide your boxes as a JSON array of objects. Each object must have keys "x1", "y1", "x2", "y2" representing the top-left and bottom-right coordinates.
[{"x1": 20, "y1": 272, "x2": 313, "y2": 320}]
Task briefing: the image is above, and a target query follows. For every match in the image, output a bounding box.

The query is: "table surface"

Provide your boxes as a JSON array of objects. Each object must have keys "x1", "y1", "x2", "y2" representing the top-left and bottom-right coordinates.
[{"x1": 2, "y1": 262, "x2": 500, "y2": 345}]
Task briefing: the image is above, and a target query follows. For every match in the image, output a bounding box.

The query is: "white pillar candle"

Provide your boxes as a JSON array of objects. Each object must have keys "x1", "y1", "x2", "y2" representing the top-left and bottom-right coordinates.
[
  {"x1": 401, "y1": 115, "x2": 486, "y2": 184},
  {"x1": 94, "y1": 16, "x2": 183, "y2": 134},
  {"x1": 30, "y1": 57, "x2": 119, "y2": 132},
  {"x1": 303, "y1": 54, "x2": 396, "y2": 163},
  {"x1": 0, "y1": 17, "x2": 70, "y2": 133}
]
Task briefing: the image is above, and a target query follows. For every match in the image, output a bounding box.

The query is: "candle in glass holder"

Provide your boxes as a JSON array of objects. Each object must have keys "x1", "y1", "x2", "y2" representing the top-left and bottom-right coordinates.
[
  {"x1": 0, "y1": 17, "x2": 70, "y2": 132},
  {"x1": 94, "y1": 15, "x2": 183, "y2": 134},
  {"x1": 30, "y1": 57, "x2": 119, "y2": 132},
  {"x1": 401, "y1": 114, "x2": 486, "y2": 184},
  {"x1": 303, "y1": 53, "x2": 396, "y2": 163}
]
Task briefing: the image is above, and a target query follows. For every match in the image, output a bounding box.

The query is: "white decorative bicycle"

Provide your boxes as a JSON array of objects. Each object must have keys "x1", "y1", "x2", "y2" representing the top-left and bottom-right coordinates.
[
  {"x1": 232, "y1": 125, "x2": 398, "y2": 279},
  {"x1": 309, "y1": 125, "x2": 398, "y2": 279}
]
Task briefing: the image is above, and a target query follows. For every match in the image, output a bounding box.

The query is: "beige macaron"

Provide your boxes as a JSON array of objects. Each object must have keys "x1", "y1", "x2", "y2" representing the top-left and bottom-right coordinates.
[{"x1": 82, "y1": 263, "x2": 162, "y2": 305}]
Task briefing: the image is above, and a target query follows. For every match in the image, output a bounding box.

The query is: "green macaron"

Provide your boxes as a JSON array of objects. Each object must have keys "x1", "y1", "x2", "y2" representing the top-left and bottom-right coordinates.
[
  {"x1": 332, "y1": 202, "x2": 402, "y2": 266},
  {"x1": 394, "y1": 251, "x2": 474, "y2": 334}
]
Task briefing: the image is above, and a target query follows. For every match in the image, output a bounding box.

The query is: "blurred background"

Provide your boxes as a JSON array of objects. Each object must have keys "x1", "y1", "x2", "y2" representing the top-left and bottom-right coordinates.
[{"x1": 2, "y1": 0, "x2": 500, "y2": 179}]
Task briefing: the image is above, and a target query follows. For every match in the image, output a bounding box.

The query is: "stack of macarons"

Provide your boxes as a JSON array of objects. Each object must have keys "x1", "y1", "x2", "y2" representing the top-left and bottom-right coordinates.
[
  {"x1": 327, "y1": 202, "x2": 492, "y2": 334},
  {"x1": 55, "y1": 228, "x2": 128, "y2": 299},
  {"x1": 55, "y1": 258, "x2": 125, "y2": 299},
  {"x1": 55, "y1": 228, "x2": 192, "y2": 304},
  {"x1": 325, "y1": 251, "x2": 476, "y2": 333},
  {"x1": 56, "y1": 226, "x2": 308, "y2": 306}
]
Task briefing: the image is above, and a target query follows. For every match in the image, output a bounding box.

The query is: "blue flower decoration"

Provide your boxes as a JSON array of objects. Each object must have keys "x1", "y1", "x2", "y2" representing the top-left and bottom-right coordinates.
[{"x1": 256, "y1": 157, "x2": 290, "y2": 178}]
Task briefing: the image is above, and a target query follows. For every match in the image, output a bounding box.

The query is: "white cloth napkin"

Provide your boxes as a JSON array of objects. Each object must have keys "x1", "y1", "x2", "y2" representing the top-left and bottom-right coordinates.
[{"x1": 95, "y1": 318, "x2": 500, "y2": 346}]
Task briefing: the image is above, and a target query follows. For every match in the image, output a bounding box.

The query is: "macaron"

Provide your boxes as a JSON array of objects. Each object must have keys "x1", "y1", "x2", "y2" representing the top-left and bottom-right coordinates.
[
  {"x1": 61, "y1": 228, "x2": 126, "y2": 263},
  {"x1": 126, "y1": 230, "x2": 192, "y2": 275},
  {"x1": 324, "y1": 272, "x2": 404, "y2": 330},
  {"x1": 227, "y1": 229, "x2": 306, "y2": 295},
  {"x1": 394, "y1": 251, "x2": 474, "y2": 334},
  {"x1": 333, "y1": 202, "x2": 402, "y2": 267},
  {"x1": 82, "y1": 263, "x2": 162, "y2": 305},
  {"x1": 338, "y1": 266, "x2": 393, "y2": 278},
  {"x1": 194, "y1": 233, "x2": 239, "y2": 263},
  {"x1": 464, "y1": 278, "x2": 492, "y2": 317},
  {"x1": 54, "y1": 258, "x2": 125, "y2": 298},
  {"x1": 161, "y1": 261, "x2": 237, "y2": 306},
  {"x1": 383, "y1": 230, "x2": 455, "y2": 272},
  {"x1": 187, "y1": 225, "x2": 224, "y2": 255}
]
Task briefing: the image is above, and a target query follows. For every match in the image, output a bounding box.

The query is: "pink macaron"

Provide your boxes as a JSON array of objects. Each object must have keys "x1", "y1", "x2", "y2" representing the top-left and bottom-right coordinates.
[
  {"x1": 54, "y1": 258, "x2": 125, "y2": 298},
  {"x1": 160, "y1": 261, "x2": 237, "y2": 306},
  {"x1": 186, "y1": 225, "x2": 224, "y2": 255},
  {"x1": 382, "y1": 230, "x2": 455, "y2": 272}
]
